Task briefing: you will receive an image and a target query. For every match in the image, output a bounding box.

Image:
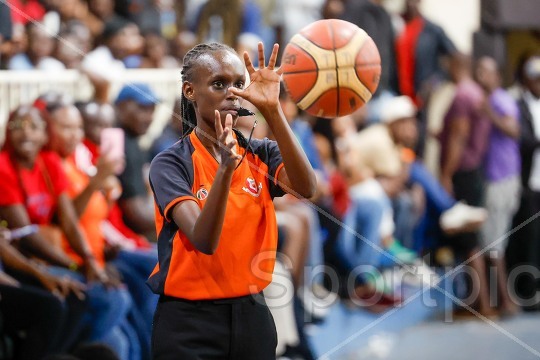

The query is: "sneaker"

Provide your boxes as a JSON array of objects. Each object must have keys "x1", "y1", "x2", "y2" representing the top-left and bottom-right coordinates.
[{"x1": 439, "y1": 201, "x2": 487, "y2": 234}]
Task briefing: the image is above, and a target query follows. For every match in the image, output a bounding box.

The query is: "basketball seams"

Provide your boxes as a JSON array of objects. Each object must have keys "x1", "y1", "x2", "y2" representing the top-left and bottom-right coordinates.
[
  {"x1": 282, "y1": 42, "x2": 319, "y2": 74},
  {"x1": 281, "y1": 19, "x2": 381, "y2": 118},
  {"x1": 296, "y1": 69, "x2": 338, "y2": 111},
  {"x1": 330, "y1": 20, "x2": 340, "y2": 118},
  {"x1": 288, "y1": 34, "x2": 336, "y2": 71}
]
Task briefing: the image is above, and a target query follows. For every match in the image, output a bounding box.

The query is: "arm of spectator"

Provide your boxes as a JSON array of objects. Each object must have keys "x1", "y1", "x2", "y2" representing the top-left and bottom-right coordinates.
[
  {"x1": 81, "y1": 69, "x2": 111, "y2": 104},
  {"x1": 72, "y1": 156, "x2": 119, "y2": 217},
  {"x1": 440, "y1": 116, "x2": 469, "y2": 194},
  {"x1": 56, "y1": 193, "x2": 110, "y2": 285},
  {"x1": 119, "y1": 195, "x2": 156, "y2": 237},
  {"x1": 0, "y1": 234, "x2": 86, "y2": 298},
  {"x1": 0, "y1": 205, "x2": 73, "y2": 267},
  {"x1": 482, "y1": 101, "x2": 519, "y2": 139}
]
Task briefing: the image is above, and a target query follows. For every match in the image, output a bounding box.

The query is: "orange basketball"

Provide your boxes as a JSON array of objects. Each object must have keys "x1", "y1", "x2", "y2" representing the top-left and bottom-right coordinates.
[{"x1": 281, "y1": 19, "x2": 381, "y2": 118}]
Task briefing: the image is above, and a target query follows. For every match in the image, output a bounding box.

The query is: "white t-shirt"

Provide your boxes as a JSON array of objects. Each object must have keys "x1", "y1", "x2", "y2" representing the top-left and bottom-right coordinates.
[{"x1": 81, "y1": 46, "x2": 125, "y2": 81}]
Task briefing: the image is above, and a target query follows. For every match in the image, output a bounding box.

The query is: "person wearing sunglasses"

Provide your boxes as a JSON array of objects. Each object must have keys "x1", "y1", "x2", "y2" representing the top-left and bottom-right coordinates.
[{"x1": 148, "y1": 42, "x2": 316, "y2": 359}]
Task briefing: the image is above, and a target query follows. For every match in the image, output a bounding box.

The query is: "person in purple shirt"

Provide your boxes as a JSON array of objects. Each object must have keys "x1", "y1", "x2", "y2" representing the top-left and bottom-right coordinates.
[
  {"x1": 475, "y1": 56, "x2": 521, "y2": 316},
  {"x1": 439, "y1": 54, "x2": 493, "y2": 317}
]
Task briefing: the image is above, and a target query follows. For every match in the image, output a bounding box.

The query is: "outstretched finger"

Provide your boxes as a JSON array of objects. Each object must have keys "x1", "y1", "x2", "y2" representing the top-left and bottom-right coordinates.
[
  {"x1": 258, "y1": 42, "x2": 265, "y2": 68},
  {"x1": 267, "y1": 43, "x2": 279, "y2": 70},
  {"x1": 219, "y1": 127, "x2": 230, "y2": 145},
  {"x1": 224, "y1": 113, "x2": 233, "y2": 133},
  {"x1": 214, "y1": 110, "x2": 224, "y2": 139},
  {"x1": 226, "y1": 140, "x2": 242, "y2": 160},
  {"x1": 70, "y1": 280, "x2": 87, "y2": 300},
  {"x1": 243, "y1": 51, "x2": 256, "y2": 75}
]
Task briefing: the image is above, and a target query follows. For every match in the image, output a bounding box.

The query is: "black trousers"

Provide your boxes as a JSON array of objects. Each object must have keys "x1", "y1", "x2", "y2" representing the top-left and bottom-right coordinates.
[
  {"x1": 507, "y1": 188, "x2": 540, "y2": 310},
  {"x1": 446, "y1": 168, "x2": 485, "y2": 254},
  {"x1": 152, "y1": 292, "x2": 277, "y2": 360}
]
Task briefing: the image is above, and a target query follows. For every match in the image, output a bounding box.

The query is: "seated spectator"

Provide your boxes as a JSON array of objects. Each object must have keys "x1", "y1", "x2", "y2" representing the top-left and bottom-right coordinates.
[
  {"x1": 334, "y1": 129, "x2": 403, "y2": 313},
  {"x1": 81, "y1": 18, "x2": 143, "y2": 80},
  {"x1": 377, "y1": 96, "x2": 488, "y2": 249},
  {"x1": 149, "y1": 97, "x2": 182, "y2": 159},
  {"x1": 194, "y1": 0, "x2": 263, "y2": 49},
  {"x1": 77, "y1": 100, "x2": 151, "y2": 249},
  {"x1": 0, "y1": 103, "x2": 133, "y2": 359},
  {"x1": 45, "y1": 93, "x2": 157, "y2": 360},
  {"x1": 55, "y1": 21, "x2": 93, "y2": 69},
  {"x1": 8, "y1": 22, "x2": 64, "y2": 71},
  {"x1": 8, "y1": 0, "x2": 45, "y2": 26},
  {"x1": 87, "y1": 0, "x2": 119, "y2": 36},
  {"x1": 139, "y1": 31, "x2": 179, "y2": 69},
  {"x1": 54, "y1": 0, "x2": 103, "y2": 38},
  {"x1": 0, "y1": 227, "x2": 86, "y2": 360},
  {"x1": 76, "y1": 98, "x2": 159, "y2": 359},
  {"x1": 115, "y1": 83, "x2": 159, "y2": 241},
  {"x1": 170, "y1": 30, "x2": 197, "y2": 66}
]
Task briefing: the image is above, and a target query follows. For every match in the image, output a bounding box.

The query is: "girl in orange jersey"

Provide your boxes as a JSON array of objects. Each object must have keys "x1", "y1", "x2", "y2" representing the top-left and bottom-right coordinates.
[{"x1": 148, "y1": 42, "x2": 316, "y2": 359}]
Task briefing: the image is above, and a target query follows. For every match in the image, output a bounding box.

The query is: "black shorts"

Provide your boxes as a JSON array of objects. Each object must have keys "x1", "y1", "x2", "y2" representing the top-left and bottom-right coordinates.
[{"x1": 151, "y1": 292, "x2": 277, "y2": 360}]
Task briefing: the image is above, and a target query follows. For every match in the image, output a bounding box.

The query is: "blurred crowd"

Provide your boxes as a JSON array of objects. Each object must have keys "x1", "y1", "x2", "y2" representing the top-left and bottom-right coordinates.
[{"x1": 0, "y1": 0, "x2": 540, "y2": 360}]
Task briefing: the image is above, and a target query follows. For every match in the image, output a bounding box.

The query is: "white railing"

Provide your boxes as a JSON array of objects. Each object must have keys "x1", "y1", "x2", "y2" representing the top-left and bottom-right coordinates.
[{"x1": 0, "y1": 69, "x2": 182, "y2": 147}]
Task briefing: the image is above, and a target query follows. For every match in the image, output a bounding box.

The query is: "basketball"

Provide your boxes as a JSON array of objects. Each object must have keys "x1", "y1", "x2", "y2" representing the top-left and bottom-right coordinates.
[{"x1": 281, "y1": 19, "x2": 381, "y2": 118}]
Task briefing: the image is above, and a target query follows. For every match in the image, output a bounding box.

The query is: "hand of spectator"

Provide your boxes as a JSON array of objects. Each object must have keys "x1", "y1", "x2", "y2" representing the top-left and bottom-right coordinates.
[
  {"x1": 104, "y1": 264, "x2": 124, "y2": 289},
  {"x1": 0, "y1": 271, "x2": 20, "y2": 288},
  {"x1": 84, "y1": 257, "x2": 112, "y2": 287},
  {"x1": 480, "y1": 99, "x2": 496, "y2": 121},
  {"x1": 81, "y1": 69, "x2": 111, "y2": 104},
  {"x1": 36, "y1": 271, "x2": 87, "y2": 300},
  {"x1": 0, "y1": 226, "x2": 9, "y2": 243},
  {"x1": 91, "y1": 156, "x2": 123, "y2": 191}
]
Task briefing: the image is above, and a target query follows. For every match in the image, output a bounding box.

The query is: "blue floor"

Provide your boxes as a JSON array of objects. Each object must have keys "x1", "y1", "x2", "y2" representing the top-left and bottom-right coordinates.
[{"x1": 307, "y1": 281, "x2": 453, "y2": 359}]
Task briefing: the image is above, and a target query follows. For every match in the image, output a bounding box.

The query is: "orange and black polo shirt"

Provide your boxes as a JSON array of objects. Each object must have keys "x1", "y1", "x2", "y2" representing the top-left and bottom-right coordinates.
[{"x1": 147, "y1": 130, "x2": 285, "y2": 300}]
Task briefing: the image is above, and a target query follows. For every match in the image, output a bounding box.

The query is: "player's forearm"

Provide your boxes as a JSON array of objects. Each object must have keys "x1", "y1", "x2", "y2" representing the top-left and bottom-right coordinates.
[
  {"x1": 190, "y1": 167, "x2": 234, "y2": 255},
  {"x1": 261, "y1": 106, "x2": 316, "y2": 198}
]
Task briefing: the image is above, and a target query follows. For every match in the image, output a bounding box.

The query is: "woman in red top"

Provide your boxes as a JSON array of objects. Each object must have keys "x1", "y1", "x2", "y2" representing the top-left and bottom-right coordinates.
[{"x1": 0, "y1": 103, "x2": 133, "y2": 357}]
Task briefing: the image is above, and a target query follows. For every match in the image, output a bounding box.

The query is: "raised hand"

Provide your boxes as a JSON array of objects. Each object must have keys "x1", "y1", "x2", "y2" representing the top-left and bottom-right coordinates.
[
  {"x1": 230, "y1": 43, "x2": 283, "y2": 114},
  {"x1": 215, "y1": 110, "x2": 242, "y2": 170}
]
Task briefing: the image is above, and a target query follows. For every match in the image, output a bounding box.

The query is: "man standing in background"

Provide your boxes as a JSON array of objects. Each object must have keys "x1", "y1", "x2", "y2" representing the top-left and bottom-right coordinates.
[{"x1": 475, "y1": 56, "x2": 521, "y2": 316}]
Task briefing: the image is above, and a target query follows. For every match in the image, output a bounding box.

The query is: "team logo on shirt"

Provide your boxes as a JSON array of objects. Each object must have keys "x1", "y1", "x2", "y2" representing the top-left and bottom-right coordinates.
[
  {"x1": 196, "y1": 186, "x2": 208, "y2": 200},
  {"x1": 243, "y1": 177, "x2": 262, "y2": 197}
]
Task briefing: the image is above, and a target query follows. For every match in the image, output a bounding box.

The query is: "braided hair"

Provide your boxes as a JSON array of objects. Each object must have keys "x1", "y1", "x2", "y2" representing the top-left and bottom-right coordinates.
[{"x1": 179, "y1": 43, "x2": 252, "y2": 152}]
